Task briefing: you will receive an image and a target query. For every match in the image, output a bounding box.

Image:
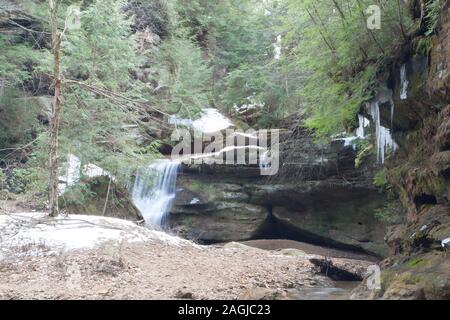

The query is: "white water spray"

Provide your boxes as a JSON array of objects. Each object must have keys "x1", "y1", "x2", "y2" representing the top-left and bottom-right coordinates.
[{"x1": 132, "y1": 160, "x2": 180, "y2": 227}]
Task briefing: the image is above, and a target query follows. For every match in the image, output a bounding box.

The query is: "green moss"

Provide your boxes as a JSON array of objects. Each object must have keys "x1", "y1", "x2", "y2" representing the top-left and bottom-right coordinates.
[
  {"x1": 373, "y1": 170, "x2": 388, "y2": 190},
  {"x1": 355, "y1": 142, "x2": 374, "y2": 168},
  {"x1": 188, "y1": 180, "x2": 202, "y2": 193},
  {"x1": 0, "y1": 89, "x2": 43, "y2": 151},
  {"x1": 0, "y1": 189, "x2": 15, "y2": 201},
  {"x1": 60, "y1": 183, "x2": 96, "y2": 207},
  {"x1": 374, "y1": 202, "x2": 403, "y2": 224},
  {"x1": 388, "y1": 158, "x2": 446, "y2": 209},
  {"x1": 182, "y1": 217, "x2": 194, "y2": 227},
  {"x1": 424, "y1": 0, "x2": 441, "y2": 36},
  {"x1": 408, "y1": 258, "x2": 425, "y2": 268},
  {"x1": 414, "y1": 37, "x2": 433, "y2": 56},
  {"x1": 187, "y1": 180, "x2": 214, "y2": 195},
  {"x1": 60, "y1": 177, "x2": 141, "y2": 220}
]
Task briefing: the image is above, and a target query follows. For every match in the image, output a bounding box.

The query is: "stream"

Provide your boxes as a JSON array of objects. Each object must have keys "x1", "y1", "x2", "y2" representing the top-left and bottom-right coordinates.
[{"x1": 284, "y1": 282, "x2": 360, "y2": 300}]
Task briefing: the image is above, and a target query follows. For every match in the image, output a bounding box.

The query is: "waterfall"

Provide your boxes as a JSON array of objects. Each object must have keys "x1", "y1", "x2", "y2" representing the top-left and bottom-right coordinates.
[
  {"x1": 131, "y1": 160, "x2": 180, "y2": 227},
  {"x1": 400, "y1": 64, "x2": 409, "y2": 100},
  {"x1": 274, "y1": 35, "x2": 282, "y2": 60}
]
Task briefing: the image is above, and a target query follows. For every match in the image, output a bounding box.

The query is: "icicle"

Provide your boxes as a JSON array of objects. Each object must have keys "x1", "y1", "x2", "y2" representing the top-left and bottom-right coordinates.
[
  {"x1": 356, "y1": 114, "x2": 370, "y2": 138},
  {"x1": 366, "y1": 101, "x2": 398, "y2": 164}
]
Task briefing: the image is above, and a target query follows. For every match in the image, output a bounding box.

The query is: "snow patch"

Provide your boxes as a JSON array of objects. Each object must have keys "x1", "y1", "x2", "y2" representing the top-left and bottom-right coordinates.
[
  {"x1": 0, "y1": 213, "x2": 194, "y2": 259},
  {"x1": 342, "y1": 137, "x2": 359, "y2": 150},
  {"x1": 59, "y1": 154, "x2": 114, "y2": 195},
  {"x1": 190, "y1": 198, "x2": 200, "y2": 205},
  {"x1": 169, "y1": 108, "x2": 233, "y2": 133},
  {"x1": 442, "y1": 237, "x2": 450, "y2": 248}
]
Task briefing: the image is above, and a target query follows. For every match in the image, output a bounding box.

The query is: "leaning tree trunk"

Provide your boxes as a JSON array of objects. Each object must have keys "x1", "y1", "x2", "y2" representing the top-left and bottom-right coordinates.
[{"x1": 48, "y1": 0, "x2": 62, "y2": 217}]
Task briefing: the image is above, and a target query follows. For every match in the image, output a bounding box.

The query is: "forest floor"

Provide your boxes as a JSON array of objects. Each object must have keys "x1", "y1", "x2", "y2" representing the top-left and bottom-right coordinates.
[{"x1": 0, "y1": 211, "x2": 373, "y2": 300}]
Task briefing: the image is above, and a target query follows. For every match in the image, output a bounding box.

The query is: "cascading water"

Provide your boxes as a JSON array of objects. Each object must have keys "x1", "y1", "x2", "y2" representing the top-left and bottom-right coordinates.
[
  {"x1": 131, "y1": 160, "x2": 180, "y2": 227},
  {"x1": 400, "y1": 64, "x2": 409, "y2": 100}
]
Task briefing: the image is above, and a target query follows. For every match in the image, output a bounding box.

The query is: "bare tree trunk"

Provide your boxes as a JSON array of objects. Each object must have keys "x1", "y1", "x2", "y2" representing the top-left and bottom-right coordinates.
[
  {"x1": 102, "y1": 176, "x2": 112, "y2": 216},
  {"x1": 397, "y1": 0, "x2": 407, "y2": 39},
  {"x1": 48, "y1": 0, "x2": 62, "y2": 217},
  {"x1": 331, "y1": 0, "x2": 369, "y2": 60},
  {"x1": 305, "y1": 7, "x2": 336, "y2": 54}
]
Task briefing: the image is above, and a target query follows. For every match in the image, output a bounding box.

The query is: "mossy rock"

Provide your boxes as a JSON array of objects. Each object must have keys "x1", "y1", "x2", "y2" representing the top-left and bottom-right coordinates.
[
  {"x1": 60, "y1": 176, "x2": 143, "y2": 221},
  {"x1": 0, "y1": 189, "x2": 16, "y2": 201},
  {"x1": 380, "y1": 251, "x2": 450, "y2": 299}
]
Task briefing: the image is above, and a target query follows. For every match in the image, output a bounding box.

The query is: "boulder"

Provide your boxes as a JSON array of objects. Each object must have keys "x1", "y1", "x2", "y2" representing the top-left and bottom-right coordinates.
[
  {"x1": 309, "y1": 258, "x2": 364, "y2": 281},
  {"x1": 384, "y1": 224, "x2": 407, "y2": 255},
  {"x1": 352, "y1": 204, "x2": 450, "y2": 300},
  {"x1": 60, "y1": 176, "x2": 143, "y2": 221}
]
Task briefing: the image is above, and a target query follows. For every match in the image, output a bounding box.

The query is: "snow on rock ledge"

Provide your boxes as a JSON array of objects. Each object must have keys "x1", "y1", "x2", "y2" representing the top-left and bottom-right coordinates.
[{"x1": 0, "y1": 213, "x2": 194, "y2": 259}]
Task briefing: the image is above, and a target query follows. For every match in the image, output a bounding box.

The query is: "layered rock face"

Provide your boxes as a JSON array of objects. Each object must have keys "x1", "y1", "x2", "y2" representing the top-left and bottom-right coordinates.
[{"x1": 168, "y1": 126, "x2": 388, "y2": 257}]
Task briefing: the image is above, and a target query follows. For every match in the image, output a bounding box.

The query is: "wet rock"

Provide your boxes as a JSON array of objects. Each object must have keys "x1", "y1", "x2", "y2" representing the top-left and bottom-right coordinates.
[
  {"x1": 174, "y1": 290, "x2": 195, "y2": 299},
  {"x1": 354, "y1": 207, "x2": 450, "y2": 300},
  {"x1": 385, "y1": 225, "x2": 406, "y2": 255},
  {"x1": 309, "y1": 258, "x2": 364, "y2": 282}
]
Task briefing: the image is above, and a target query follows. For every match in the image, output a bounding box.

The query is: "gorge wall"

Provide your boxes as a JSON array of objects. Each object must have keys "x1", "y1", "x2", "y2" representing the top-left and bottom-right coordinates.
[{"x1": 353, "y1": 0, "x2": 450, "y2": 299}]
